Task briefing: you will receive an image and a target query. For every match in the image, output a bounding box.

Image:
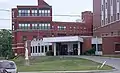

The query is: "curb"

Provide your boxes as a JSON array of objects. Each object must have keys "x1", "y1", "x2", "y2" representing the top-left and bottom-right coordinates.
[{"x1": 19, "y1": 69, "x2": 117, "y2": 73}]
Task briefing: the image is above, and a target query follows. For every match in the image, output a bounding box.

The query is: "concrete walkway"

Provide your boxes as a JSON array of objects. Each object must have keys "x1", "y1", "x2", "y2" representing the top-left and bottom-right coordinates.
[{"x1": 79, "y1": 56, "x2": 120, "y2": 73}]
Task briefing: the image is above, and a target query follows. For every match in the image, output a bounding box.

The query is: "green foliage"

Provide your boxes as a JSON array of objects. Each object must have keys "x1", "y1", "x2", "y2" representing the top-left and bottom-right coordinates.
[
  {"x1": 84, "y1": 48, "x2": 96, "y2": 55},
  {"x1": 0, "y1": 29, "x2": 14, "y2": 59},
  {"x1": 46, "y1": 50, "x2": 54, "y2": 56}
]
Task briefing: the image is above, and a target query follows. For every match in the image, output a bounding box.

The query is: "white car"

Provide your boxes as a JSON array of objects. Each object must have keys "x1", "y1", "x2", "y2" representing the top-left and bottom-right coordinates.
[{"x1": 0, "y1": 60, "x2": 17, "y2": 73}]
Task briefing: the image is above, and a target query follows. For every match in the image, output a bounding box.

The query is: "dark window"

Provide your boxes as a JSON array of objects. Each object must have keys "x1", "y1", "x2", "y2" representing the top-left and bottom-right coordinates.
[
  {"x1": 115, "y1": 44, "x2": 120, "y2": 51},
  {"x1": 45, "y1": 46, "x2": 47, "y2": 52},
  {"x1": 38, "y1": 46, "x2": 40, "y2": 53},
  {"x1": 92, "y1": 44, "x2": 102, "y2": 51},
  {"x1": 31, "y1": 9, "x2": 38, "y2": 16},
  {"x1": 33, "y1": 46, "x2": 35, "y2": 53},
  {"x1": 42, "y1": 46, "x2": 44, "y2": 53},
  {"x1": 33, "y1": 36, "x2": 37, "y2": 39},
  {"x1": 22, "y1": 36, "x2": 27, "y2": 41},
  {"x1": 117, "y1": 13, "x2": 119, "y2": 20},
  {"x1": 36, "y1": 46, "x2": 37, "y2": 53},
  {"x1": 30, "y1": 47, "x2": 32, "y2": 53}
]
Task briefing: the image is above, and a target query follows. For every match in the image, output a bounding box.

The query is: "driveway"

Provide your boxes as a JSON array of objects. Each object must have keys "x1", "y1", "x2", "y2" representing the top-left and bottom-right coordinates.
[{"x1": 79, "y1": 56, "x2": 120, "y2": 73}]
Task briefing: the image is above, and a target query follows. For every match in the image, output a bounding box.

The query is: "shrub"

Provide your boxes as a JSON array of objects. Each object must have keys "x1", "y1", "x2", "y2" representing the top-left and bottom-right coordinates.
[
  {"x1": 84, "y1": 48, "x2": 95, "y2": 55},
  {"x1": 46, "y1": 50, "x2": 54, "y2": 56}
]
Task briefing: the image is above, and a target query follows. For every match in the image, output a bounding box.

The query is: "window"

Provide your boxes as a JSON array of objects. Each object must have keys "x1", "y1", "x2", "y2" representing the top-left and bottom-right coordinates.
[
  {"x1": 22, "y1": 36, "x2": 27, "y2": 41},
  {"x1": 18, "y1": 9, "x2": 30, "y2": 16},
  {"x1": 92, "y1": 44, "x2": 102, "y2": 51},
  {"x1": 33, "y1": 36, "x2": 37, "y2": 39},
  {"x1": 45, "y1": 10, "x2": 48, "y2": 16},
  {"x1": 33, "y1": 46, "x2": 35, "y2": 53},
  {"x1": 32, "y1": 24, "x2": 38, "y2": 29},
  {"x1": 38, "y1": 9, "x2": 50, "y2": 17},
  {"x1": 19, "y1": 23, "x2": 30, "y2": 29},
  {"x1": 41, "y1": 10, "x2": 44, "y2": 16},
  {"x1": 32, "y1": 9, "x2": 38, "y2": 16},
  {"x1": 42, "y1": 46, "x2": 44, "y2": 53},
  {"x1": 45, "y1": 46, "x2": 47, "y2": 52},
  {"x1": 30, "y1": 47, "x2": 32, "y2": 53},
  {"x1": 39, "y1": 10, "x2": 42, "y2": 16},
  {"x1": 38, "y1": 46, "x2": 40, "y2": 53},
  {"x1": 115, "y1": 44, "x2": 120, "y2": 51},
  {"x1": 38, "y1": 23, "x2": 50, "y2": 30},
  {"x1": 36, "y1": 46, "x2": 37, "y2": 53},
  {"x1": 48, "y1": 10, "x2": 50, "y2": 16},
  {"x1": 58, "y1": 26, "x2": 66, "y2": 30},
  {"x1": 12, "y1": 25, "x2": 14, "y2": 30},
  {"x1": 117, "y1": 13, "x2": 120, "y2": 20}
]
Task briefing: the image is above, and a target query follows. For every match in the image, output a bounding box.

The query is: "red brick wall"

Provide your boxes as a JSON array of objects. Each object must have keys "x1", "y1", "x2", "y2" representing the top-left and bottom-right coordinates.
[
  {"x1": 102, "y1": 37, "x2": 120, "y2": 55},
  {"x1": 82, "y1": 37, "x2": 92, "y2": 53}
]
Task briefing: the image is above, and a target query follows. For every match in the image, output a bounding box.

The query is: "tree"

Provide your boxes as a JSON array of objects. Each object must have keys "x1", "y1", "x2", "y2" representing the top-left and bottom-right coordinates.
[{"x1": 0, "y1": 29, "x2": 13, "y2": 59}]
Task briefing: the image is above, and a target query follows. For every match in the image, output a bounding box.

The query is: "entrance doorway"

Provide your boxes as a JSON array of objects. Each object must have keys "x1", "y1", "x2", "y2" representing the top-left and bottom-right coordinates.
[{"x1": 56, "y1": 42, "x2": 83, "y2": 56}]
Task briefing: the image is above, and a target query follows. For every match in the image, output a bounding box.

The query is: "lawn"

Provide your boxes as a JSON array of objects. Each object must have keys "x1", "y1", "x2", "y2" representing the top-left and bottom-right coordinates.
[{"x1": 13, "y1": 56, "x2": 112, "y2": 72}]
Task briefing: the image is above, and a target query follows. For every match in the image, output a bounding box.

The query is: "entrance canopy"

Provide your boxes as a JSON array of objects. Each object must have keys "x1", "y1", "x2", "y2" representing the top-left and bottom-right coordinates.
[{"x1": 43, "y1": 36, "x2": 84, "y2": 43}]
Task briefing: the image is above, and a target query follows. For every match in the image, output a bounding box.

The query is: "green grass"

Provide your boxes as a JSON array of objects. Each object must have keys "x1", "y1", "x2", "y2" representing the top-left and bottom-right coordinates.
[{"x1": 13, "y1": 56, "x2": 112, "y2": 72}]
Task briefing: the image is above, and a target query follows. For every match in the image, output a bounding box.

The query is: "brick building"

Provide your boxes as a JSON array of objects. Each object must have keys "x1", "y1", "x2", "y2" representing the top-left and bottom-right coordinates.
[
  {"x1": 12, "y1": 0, "x2": 94, "y2": 56},
  {"x1": 93, "y1": 0, "x2": 120, "y2": 54}
]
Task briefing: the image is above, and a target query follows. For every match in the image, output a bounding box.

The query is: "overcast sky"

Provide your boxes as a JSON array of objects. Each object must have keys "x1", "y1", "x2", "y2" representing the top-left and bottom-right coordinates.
[{"x1": 0, "y1": 0, "x2": 93, "y2": 29}]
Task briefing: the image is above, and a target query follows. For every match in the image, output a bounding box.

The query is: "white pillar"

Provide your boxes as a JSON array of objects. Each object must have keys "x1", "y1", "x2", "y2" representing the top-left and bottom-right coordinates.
[
  {"x1": 47, "y1": 45, "x2": 49, "y2": 52},
  {"x1": 31, "y1": 46, "x2": 33, "y2": 53},
  {"x1": 54, "y1": 43, "x2": 56, "y2": 56},
  {"x1": 95, "y1": 36, "x2": 98, "y2": 55},
  {"x1": 78, "y1": 42, "x2": 81, "y2": 55},
  {"x1": 40, "y1": 45, "x2": 42, "y2": 55},
  {"x1": 68, "y1": 43, "x2": 70, "y2": 54},
  {"x1": 44, "y1": 45, "x2": 46, "y2": 55}
]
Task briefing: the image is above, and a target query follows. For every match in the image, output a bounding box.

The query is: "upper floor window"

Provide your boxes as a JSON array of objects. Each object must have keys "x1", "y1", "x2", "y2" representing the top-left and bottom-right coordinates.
[
  {"x1": 58, "y1": 26, "x2": 66, "y2": 30},
  {"x1": 38, "y1": 9, "x2": 50, "y2": 17},
  {"x1": 18, "y1": 9, "x2": 30, "y2": 16},
  {"x1": 32, "y1": 9, "x2": 38, "y2": 16}
]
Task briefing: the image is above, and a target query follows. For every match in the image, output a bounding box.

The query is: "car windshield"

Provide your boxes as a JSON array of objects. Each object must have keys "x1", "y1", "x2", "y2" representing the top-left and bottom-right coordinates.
[{"x1": 0, "y1": 61, "x2": 16, "y2": 69}]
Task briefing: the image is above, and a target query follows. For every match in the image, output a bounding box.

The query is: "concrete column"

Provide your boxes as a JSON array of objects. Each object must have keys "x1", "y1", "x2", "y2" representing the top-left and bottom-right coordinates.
[
  {"x1": 31, "y1": 46, "x2": 33, "y2": 53},
  {"x1": 34, "y1": 46, "x2": 36, "y2": 53},
  {"x1": 40, "y1": 45, "x2": 42, "y2": 54},
  {"x1": 47, "y1": 45, "x2": 49, "y2": 52},
  {"x1": 68, "y1": 43, "x2": 70, "y2": 53},
  {"x1": 78, "y1": 42, "x2": 81, "y2": 55},
  {"x1": 54, "y1": 43, "x2": 56, "y2": 56},
  {"x1": 44, "y1": 45, "x2": 46, "y2": 54}
]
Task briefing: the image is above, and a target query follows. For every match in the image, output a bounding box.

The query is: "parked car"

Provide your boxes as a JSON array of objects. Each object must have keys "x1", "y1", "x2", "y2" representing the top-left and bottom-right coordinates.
[{"x1": 0, "y1": 60, "x2": 17, "y2": 73}]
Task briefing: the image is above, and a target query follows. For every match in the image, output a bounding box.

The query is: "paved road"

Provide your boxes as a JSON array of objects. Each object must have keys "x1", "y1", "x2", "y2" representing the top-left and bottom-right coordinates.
[{"x1": 79, "y1": 56, "x2": 120, "y2": 73}]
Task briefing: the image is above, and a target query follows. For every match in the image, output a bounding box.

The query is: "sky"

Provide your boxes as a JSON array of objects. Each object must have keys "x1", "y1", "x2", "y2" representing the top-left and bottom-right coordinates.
[{"x1": 0, "y1": 0, "x2": 93, "y2": 29}]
